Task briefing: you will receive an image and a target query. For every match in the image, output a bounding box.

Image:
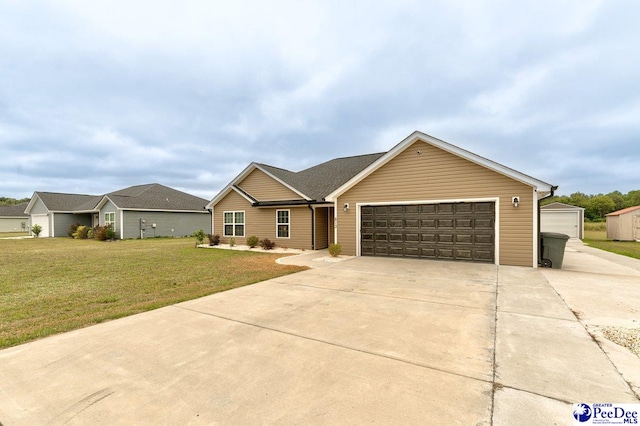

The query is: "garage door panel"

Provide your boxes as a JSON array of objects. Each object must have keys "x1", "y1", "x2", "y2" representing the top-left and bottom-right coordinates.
[
  {"x1": 475, "y1": 234, "x2": 494, "y2": 245},
  {"x1": 405, "y1": 219, "x2": 419, "y2": 228},
  {"x1": 475, "y1": 218, "x2": 494, "y2": 229},
  {"x1": 455, "y1": 248, "x2": 473, "y2": 260},
  {"x1": 438, "y1": 233, "x2": 454, "y2": 243},
  {"x1": 456, "y1": 218, "x2": 473, "y2": 228},
  {"x1": 456, "y1": 234, "x2": 473, "y2": 244},
  {"x1": 421, "y1": 219, "x2": 436, "y2": 228},
  {"x1": 361, "y1": 202, "x2": 495, "y2": 263}
]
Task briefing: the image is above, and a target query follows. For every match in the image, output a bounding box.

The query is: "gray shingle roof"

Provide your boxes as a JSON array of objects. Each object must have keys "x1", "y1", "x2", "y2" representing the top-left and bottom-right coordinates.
[
  {"x1": 35, "y1": 192, "x2": 102, "y2": 212},
  {"x1": 257, "y1": 152, "x2": 385, "y2": 201},
  {"x1": 106, "y1": 183, "x2": 208, "y2": 211},
  {"x1": 0, "y1": 202, "x2": 29, "y2": 217}
]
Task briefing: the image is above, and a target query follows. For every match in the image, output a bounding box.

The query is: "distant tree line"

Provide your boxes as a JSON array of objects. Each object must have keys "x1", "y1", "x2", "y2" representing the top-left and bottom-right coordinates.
[
  {"x1": 0, "y1": 197, "x2": 30, "y2": 206},
  {"x1": 542, "y1": 190, "x2": 640, "y2": 221}
]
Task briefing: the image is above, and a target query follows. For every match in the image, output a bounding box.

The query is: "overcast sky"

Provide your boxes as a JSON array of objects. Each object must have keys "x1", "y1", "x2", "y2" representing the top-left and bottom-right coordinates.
[{"x1": 1, "y1": 0, "x2": 638, "y2": 200}]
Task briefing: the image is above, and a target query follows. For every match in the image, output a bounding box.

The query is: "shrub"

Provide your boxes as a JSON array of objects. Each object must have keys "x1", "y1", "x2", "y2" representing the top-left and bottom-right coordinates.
[
  {"x1": 259, "y1": 238, "x2": 276, "y2": 250},
  {"x1": 73, "y1": 225, "x2": 89, "y2": 239},
  {"x1": 328, "y1": 243, "x2": 342, "y2": 257},
  {"x1": 193, "y1": 229, "x2": 205, "y2": 245},
  {"x1": 105, "y1": 227, "x2": 116, "y2": 241},
  {"x1": 247, "y1": 235, "x2": 259, "y2": 248},
  {"x1": 31, "y1": 224, "x2": 42, "y2": 238},
  {"x1": 229, "y1": 237, "x2": 236, "y2": 247},
  {"x1": 207, "y1": 234, "x2": 220, "y2": 246},
  {"x1": 93, "y1": 224, "x2": 116, "y2": 241},
  {"x1": 67, "y1": 222, "x2": 80, "y2": 237}
]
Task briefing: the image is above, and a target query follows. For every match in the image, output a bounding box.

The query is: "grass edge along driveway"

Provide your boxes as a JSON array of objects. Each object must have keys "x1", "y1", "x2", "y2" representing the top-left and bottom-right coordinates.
[
  {"x1": 0, "y1": 238, "x2": 306, "y2": 349},
  {"x1": 583, "y1": 229, "x2": 640, "y2": 260}
]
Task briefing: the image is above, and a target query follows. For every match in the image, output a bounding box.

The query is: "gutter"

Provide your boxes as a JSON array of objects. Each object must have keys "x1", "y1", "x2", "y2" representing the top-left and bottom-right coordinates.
[
  {"x1": 537, "y1": 185, "x2": 558, "y2": 266},
  {"x1": 308, "y1": 205, "x2": 315, "y2": 250}
]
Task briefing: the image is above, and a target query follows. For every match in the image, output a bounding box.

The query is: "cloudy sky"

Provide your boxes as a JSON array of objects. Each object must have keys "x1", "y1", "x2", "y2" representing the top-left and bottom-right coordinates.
[{"x1": 1, "y1": 0, "x2": 638, "y2": 200}]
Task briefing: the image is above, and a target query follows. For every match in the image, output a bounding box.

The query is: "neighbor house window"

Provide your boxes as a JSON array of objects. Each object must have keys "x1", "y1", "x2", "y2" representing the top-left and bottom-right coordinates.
[
  {"x1": 224, "y1": 211, "x2": 245, "y2": 237},
  {"x1": 105, "y1": 212, "x2": 115, "y2": 230},
  {"x1": 276, "y1": 209, "x2": 290, "y2": 238}
]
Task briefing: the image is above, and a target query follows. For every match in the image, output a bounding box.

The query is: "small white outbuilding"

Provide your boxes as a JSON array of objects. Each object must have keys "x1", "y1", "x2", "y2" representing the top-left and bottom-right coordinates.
[
  {"x1": 606, "y1": 205, "x2": 640, "y2": 241},
  {"x1": 540, "y1": 202, "x2": 584, "y2": 239}
]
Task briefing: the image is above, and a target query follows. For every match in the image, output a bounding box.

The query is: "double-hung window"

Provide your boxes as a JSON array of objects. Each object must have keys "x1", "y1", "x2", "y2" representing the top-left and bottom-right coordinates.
[
  {"x1": 276, "y1": 209, "x2": 290, "y2": 238},
  {"x1": 104, "y1": 212, "x2": 115, "y2": 230},
  {"x1": 224, "y1": 211, "x2": 245, "y2": 237}
]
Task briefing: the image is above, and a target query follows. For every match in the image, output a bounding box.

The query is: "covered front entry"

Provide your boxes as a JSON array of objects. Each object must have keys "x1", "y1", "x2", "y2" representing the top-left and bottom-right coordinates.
[{"x1": 360, "y1": 202, "x2": 495, "y2": 262}]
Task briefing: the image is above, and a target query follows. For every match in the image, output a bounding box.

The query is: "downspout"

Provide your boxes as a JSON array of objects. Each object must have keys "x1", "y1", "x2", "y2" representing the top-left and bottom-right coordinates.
[
  {"x1": 537, "y1": 186, "x2": 557, "y2": 265},
  {"x1": 308, "y1": 204, "x2": 315, "y2": 250}
]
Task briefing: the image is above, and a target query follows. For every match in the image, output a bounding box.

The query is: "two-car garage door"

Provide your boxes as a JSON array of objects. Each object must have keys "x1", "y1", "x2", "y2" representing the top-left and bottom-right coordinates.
[{"x1": 361, "y1": 202, "x2": 495, "y2": 263}]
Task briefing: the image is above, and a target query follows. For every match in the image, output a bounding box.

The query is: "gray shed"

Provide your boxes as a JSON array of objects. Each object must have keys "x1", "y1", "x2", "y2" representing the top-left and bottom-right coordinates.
[
  {"x1": 606, "y1": 205, "x2": 640, "y2": 241},
  {"x1": 540, "y1": 202, "x2": 584, "y2": 239}
]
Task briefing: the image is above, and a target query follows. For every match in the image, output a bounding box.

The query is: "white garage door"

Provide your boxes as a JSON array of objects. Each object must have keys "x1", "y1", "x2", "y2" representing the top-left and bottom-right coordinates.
[
  {"x1": 541, "y1": 211, "x2": 579, "y2": 238},
  {"x1": 31, "y1": 215, "x2": 50, "y2": 238}
]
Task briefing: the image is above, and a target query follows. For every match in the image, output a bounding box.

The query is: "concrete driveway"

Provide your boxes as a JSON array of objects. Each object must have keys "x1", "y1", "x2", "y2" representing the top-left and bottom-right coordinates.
[{"x1": 0, "y1": 245, "x2": 638, "y2": 425}]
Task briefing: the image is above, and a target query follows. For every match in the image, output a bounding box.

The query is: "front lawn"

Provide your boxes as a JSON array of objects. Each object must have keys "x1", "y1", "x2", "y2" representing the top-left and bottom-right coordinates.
[
  {"x1": 0, "y1": 238, "x2": 306, "y2": 349},
  {"x1": 0, "y1": 232, "x2": 29, "y2": 238},
  {"x1": 583, "y1": 230, "x2": 640, "y2": 260}
]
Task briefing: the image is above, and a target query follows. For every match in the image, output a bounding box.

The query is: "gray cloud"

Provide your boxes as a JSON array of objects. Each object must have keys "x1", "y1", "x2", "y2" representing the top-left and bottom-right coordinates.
[{"x1": 1, "y1": 0, "x2": 638, "y2": 201}]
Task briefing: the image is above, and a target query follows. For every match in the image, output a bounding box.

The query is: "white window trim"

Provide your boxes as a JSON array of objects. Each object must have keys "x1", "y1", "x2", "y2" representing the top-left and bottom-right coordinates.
[
  {"x1": 105, "y1": 212, "x2": 116, "y2": 231},
  {"x1": 223, "y1": 210, "x2": 245, "y2": 237},
  {"x1": 276, "y1": 209, "x2": 290, "y2": 239}
]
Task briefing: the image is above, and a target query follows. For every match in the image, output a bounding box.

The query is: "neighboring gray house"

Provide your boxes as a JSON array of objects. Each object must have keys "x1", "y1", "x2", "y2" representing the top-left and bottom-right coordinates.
[
  {"x1": 0, "y1": 202, "x2": 30, "y2": 233},
  {"x1": 24, "y1": 184, "x2": 210, "y2": 238},
  {"x1": 24, "y1": 193, "x2": 101, "y2": 238},
  {"x1": 96, "y1": 184, "x2": 211, "y2": 239},
  {"x1": 606, "y1": 205, "x2": 640, "y2": 241},
  {"x1": 540, "y1": 202, "x2": 584, "y2": 239}
]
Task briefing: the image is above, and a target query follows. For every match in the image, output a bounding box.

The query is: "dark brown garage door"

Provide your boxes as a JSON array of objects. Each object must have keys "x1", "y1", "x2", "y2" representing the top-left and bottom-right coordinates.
[{"x1": 361, "y1": 202, "x2": 495, "y2": 262}]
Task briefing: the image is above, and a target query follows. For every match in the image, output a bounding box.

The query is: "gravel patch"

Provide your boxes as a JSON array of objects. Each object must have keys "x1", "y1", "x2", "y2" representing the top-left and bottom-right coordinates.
[{"x1": 601, "y1": 326, "x2": 640, "y2": 357}]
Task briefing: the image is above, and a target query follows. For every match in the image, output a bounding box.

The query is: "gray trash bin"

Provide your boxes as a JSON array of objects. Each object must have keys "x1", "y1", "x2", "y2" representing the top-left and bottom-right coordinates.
[{"x1": 540, "y1": 232, "x2": 570, "y2": 269}]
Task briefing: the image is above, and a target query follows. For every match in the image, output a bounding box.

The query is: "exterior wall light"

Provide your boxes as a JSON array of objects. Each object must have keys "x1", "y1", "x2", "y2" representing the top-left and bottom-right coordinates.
[
  {"x1": 512, "y1": 196, "x2": 520, "y2": 208},
  {"x1": 343, "y1": 203, "x2": 349, "y2": 212}
]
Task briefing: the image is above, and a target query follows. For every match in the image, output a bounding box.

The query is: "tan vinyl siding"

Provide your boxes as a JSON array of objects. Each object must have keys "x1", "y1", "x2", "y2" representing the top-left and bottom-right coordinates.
[
  {"x1": 315, "y1": 207, "x2": 329, "y2": 249},
  {"x1": 238, "y1": 169, "x2": 302, "y2": 201},
  {"x1": 337, "y1": 140, "x2": 534, "y2": 267},
  {"x1": 213, "y1": 190, "x2": 313, "y2": 249}
]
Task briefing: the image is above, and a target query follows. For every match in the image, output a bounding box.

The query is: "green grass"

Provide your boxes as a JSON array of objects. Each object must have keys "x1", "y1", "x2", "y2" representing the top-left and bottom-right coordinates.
[
  {"x1": 0, "y1": 238, "x2": 306, "y2": 349},
  {"x1": 0, "y1": 232, "x2": 29, "y2": 238},
  {"x1": 583, "y1": 230, "x2": 640, "y2": 260}
]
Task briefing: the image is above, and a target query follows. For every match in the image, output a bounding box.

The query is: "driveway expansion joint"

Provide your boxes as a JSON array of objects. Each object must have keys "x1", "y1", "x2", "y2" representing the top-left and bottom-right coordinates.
[
  {"x1": 271, "y1": 280, "x2": 495, "y2": 313},
  {"x1": 172, "y1": 305, "x2": 493, "y2": 385}
]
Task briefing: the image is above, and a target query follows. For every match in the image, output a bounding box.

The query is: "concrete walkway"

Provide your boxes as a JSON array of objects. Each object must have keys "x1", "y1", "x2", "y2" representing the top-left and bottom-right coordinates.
[{"x1": 0, "y1": 243, "x2": 638, "y2": 425}]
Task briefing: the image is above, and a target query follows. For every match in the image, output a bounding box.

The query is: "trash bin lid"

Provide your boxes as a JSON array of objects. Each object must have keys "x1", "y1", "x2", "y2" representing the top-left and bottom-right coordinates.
[{"x1": 540, "y1": 232, "x2": 570, "y2": 240}]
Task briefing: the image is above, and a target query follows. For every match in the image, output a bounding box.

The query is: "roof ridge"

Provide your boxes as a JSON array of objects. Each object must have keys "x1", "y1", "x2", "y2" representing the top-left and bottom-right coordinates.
[
  {"x1": 256, "y1": 163, "x2": 294, "y2": 173},
  {"x1": 36, "y1": 191, "x2": 99, "y2": 197}
]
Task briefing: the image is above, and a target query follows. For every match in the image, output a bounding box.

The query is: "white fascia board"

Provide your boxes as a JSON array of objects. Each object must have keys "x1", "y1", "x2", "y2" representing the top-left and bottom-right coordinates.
[
  {"x1": 120, "y1": 208, "x2": 210, "y2": 213},
  {"x1": 207, "y1": 163, "x2": 256, "y2": 208},
  {"x1": 207, "y1": 185, "x2": 256, "y2": 209},
  {"x1": 95, "y1": 195, "x2": 112, "y2": 211},
  {"x1": 24, "y1": 192, "x2": 43, "y2": 214},
  {"x1": 207, "y1": 163, "x2": 311, "y2": 208},
  {"x1": 326, "y1": 131, "x2": 555, "y2": 201},
  {"x1": 253, "y1": 164, "x2": 311, "y2": 201}
]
